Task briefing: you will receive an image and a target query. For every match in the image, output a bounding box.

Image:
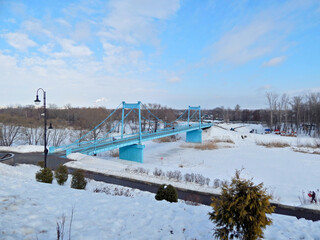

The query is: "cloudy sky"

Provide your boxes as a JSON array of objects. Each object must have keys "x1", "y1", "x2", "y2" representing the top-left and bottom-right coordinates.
[{"x1": 0, "y1": 0, "x2": 319, "y2": 109}]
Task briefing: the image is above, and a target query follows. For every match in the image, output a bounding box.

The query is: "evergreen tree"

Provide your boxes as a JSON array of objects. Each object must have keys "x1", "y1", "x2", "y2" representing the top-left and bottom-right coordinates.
[
  {"x1": 209, "y1": 170, "x2": 274, "y2": 240},
  {"x1": 71, "y1": 169, "x2": 87, "y2": 190},
  {"x1": 155, "y1": 184, "x2": 178, "y2": 203},
  {"x1": 35, "y1": 168, "x2": 53, "y2": 184},
  {"x1": 55, "y1": 165, "x2": 68, "y2": 185}
]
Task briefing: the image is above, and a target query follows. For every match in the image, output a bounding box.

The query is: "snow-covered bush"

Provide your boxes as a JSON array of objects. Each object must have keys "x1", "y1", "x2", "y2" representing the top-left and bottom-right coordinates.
[
  {"x1": 153, "y1": 168, "x2": 165, "y2": 177},
  {"x1": 155, "y1": 184, "x2": 178, "y2": 203},
  {"x1": 94, "y1": 186, "x2": 134, "y2": 197},
  {"x1": 194, "y1": 174, "x2": 206, "y2": 185},
  {"x1": 35, "y1": 168, "x2": 53, "y2": 184},
  {"x1": 209, "y1": 170, "x2": 274, "y2": 240},
  {"x1": 71, "y1": 169, "x2": 87, "y2": 190},
  {"x1": 213, "y1": 179, "x2": 221, "y2": 188},
  {"x1": 166, "y1": 170, "x2": 182, "y2": 182},
  {"x1": 55, "y1": 165, "x2": 68, "y2": 185},
  {"x1": 37, "y1": 161, "x2": 44, "y2": 168},
  {"x1": 184, "y1": 173, "x2": 195, "y2": 183}
]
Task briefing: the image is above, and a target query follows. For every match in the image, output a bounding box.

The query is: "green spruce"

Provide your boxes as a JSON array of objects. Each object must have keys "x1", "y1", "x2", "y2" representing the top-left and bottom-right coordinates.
[
  {"x1": 71, "y1": 169, "x2": 87, "y2": 190},
  {"x1": 55, "y1": 165, "x2": 69, "y2": 185},
  {"x1": 35, "y1": 168, "x2": 53, "y2": 184},
  {"x1": 155, "y1": 184, "x2": 178, "y2": 203},
  {"x1": 209, "y1": 170, "x2": 275, "y2": 240}
]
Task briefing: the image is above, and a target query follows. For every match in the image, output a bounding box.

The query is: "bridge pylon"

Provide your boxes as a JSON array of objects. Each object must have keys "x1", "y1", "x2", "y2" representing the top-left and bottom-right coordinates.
[
  {"x1": 120, "y1": 101, "x2": 145, "y2": 162},
  {"x1": 186, "y1": 106, "x2": 202, "y2": 143}
]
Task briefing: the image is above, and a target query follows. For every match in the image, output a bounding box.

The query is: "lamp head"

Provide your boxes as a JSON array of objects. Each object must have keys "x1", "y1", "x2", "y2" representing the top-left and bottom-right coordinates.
[{"x1": 34, "y1": 95, "x2": 41, "y2": 105}]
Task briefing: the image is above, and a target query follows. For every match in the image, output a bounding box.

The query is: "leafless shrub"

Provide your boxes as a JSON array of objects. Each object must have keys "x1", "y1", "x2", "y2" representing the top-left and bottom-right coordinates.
[
  {"x1": 255, "y1": 140, "x2": 290, "y2": 148},
  {"x1": 292, "y1": 148, "x2": 320, "y2": 155},
  {"x1": 205, "y1": 177, "x2": 210, "y2": 186},
  {"x1": 110, "y1": 149, "x2": 119, "y2": 157},
  {"x1": 184, "y1": 173, "x2": 195, "y2": 183},
  {"x1": 125, "y1": 167, "x2": 149, "y2": 175},
  {"x1": 213, "y1": 179, "x2": 221, "y2": 189},
  {"x1": 194, "y1": 174, "x2": 206, "y2": 185},
  {"x1": 153, "y1": 135, "x2": 179, "y2": 143},
  {"x1": 57, "y1": 208, "x2": 74, "y2": 240},
  {"x1": 297, "y1": 140, "x2": 320, "y2": 149},
  {"x1": 221, "y1": 180, "x2": 229, "y2": 186},
  {"x1": 166, "y1": 170, "x2": 182, "y2": 182},
  {"x1": 94, "y1": 186, "x2": 134, "y2": 197},
  {"x1": 212, "y1": 137, "x2": 235, "y2": 144},
  {"x1": 153, "y1": 168, "x2": 165, "y2": 177},
  {"x1": 298, "y1": 191, "x2": 309, "y2": 205},
  {"x1": 56, "y1": 214, "x2": 66, "y2": 240},
  {"x1": 182, "y1": 141, "x2": 218, "y2": 150}
]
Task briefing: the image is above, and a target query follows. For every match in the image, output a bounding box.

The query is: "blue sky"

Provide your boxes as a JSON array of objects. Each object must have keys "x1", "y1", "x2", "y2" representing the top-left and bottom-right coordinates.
[{"x1": 0, "y1": 0, "x2": 319, "y2": 109}]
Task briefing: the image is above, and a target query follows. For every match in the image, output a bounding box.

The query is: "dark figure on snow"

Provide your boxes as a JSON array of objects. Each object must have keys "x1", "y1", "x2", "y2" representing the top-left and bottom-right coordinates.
[{"x1": 311, "y1": 191, "x2": 317, "y2": 203}]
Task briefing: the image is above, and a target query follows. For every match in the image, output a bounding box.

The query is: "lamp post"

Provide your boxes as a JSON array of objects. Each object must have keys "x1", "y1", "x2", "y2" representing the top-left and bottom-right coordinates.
[{"x1": 34, "y1": 88, "x2": 52, "y2": 168}]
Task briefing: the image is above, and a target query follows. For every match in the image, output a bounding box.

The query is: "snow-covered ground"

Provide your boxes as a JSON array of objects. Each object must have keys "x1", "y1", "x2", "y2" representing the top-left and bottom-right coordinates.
[
  {"x1": 0, "y1": 145, "x2": 43, "y2": 153},
  {"x1": 2, "y1": 123, "x2": 320, "y2": 239},
  {"x1": 65, "y1": 123, "x2": 320, "y2": 207},
  {"x1": 1, "y1": 163, "x2": 320, "y2": 239}
]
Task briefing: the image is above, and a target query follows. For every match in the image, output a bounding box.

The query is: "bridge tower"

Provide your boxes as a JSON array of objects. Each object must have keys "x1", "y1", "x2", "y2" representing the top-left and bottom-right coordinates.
[
  {"x1": 119, "y1": 101, "x2": 145, "y2": 162},
  {"x1": 186, "y1": 106, "x2": 202, "y2": 143}
]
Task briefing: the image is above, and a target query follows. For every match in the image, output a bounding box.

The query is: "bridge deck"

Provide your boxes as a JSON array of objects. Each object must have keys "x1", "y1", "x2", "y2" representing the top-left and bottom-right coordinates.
[{"x1": 50, "y1": 123, "x2": 212, "y2": 156}]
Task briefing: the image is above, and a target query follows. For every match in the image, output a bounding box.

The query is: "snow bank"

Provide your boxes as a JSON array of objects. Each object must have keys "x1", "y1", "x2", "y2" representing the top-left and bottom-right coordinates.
[
  {"x1": 0, "y1": 145, "x2": 43, "y2": 153},
  {"x1": 1, "y1": 163, "x2": 320, "y2": 239}
]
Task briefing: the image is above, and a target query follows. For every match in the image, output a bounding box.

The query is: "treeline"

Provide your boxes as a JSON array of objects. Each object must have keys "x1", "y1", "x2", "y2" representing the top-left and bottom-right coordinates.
[
  {"x1": 1, "y1": 92, "x2": 319, "y2": 146},
  {"x1": 202, "y1": 92, "x2": 320, "y2": 136},
  {"x1": 0, "y1": 103, "x2": 176, "y2": 130},
  {"x1": 0, "y1": 103, "x2": 177, "y2": 146}
]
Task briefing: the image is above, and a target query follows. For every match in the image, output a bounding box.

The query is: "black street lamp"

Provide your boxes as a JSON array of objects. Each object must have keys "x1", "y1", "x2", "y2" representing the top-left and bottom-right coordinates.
[{"x1": 34, "y1": 88, "x2": 50, "y2": 168}]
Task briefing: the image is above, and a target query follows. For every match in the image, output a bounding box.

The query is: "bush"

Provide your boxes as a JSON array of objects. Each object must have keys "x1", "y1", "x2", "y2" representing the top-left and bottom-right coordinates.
[
  {"x1": 37, "y1": 161, "x2": 44, "y2": 168},
  {"x1": 153, "y1": 168, "x2": 165, "y2": 177},
  {"x1": 184, "y1": 173, "x2": 195, "y2": 183},
  {"x1": 209, "y1": 170, "x2": 274, "y2": 240},
  {"x1": 35, "y1": 168, "x2": 53, "y2": 184},
  {"x1": 71, "y1": 169, "x2": 87, "y2": 190},
  {"x1": 55, "y1": 165, "x2": 68, "y2": 185},
  {"x1": 166, "y1": 170, "x2": 182, "y2": 182},
  {"x1": 155, "y1": 184, "x2": 178, "y2": 203}
]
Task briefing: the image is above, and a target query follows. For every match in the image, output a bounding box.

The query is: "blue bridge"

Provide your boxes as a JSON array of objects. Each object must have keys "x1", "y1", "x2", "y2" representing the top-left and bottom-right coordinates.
[{"x1": 49, "y1": 101, "x2": 212, "y2": 163}]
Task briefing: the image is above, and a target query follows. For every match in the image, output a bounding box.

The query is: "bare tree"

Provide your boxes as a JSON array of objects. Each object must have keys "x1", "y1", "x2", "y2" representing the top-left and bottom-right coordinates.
[
  {"x1": 21, "y1": 126, "x2": 43, "y2": 145},
  {"x1": 279, "y1": 93, "x2": 289, "y2": 131},
  {"x1": 291, "y1": 95, "x2": 303, "y2": 133},
  {"x1": 266, "y1": 92, "x2": 278, "y2": 130},
  {"x1": 0, "y1": 124, "x2": 21, "y2": 146},
  {"x1": 48, "y1": 128, "x2": 67, "y2": 147}
]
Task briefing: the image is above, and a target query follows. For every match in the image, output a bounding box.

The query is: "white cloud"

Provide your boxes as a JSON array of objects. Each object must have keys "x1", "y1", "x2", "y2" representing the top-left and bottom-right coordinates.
[
  {"x1": 3, "y1": 32, "x2": 37, "y2": 51},
  {"x1": 167, "y1": 76, "x2": 181, "y2": 83},
  {"x1": 54, "y1": 39, "x2": 92, "y2": 57},
  {"x1": 101, "y1": 41, "x2": 147, "y2": 73},
  {"x1": 55, "y1": 18, "x2": 72, "y2": 27},
  {"x1": 257, "y1": 85, "x2": 273, "y2": 91},
  {"x1": 211, "y1": 19, "x2": 276, "y2": 65},
  {"x1": 263, "y1": 56, "x2": 286, "y2": 67},
  {"x1": 0, "y1": 51, "x2": 161, "y2": 107},
  {"x1": 38, "y1": 43, "x2": 55, "y2": 54},
  {"x1": 21, "y1": 20, "x2": 55, "y2": 41},
  {"x1": 95, "y1": 97, "x2": 109, "y2": 103},
  {"x1": 208, "y1": 0, "x2": 312, "y2": 65},
  {"x1": 5, "y1": 18, "x2": 16, "y2": 24},
  {"x1": 99, "y1": 0, "x2": 180, "y2": 45}
]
